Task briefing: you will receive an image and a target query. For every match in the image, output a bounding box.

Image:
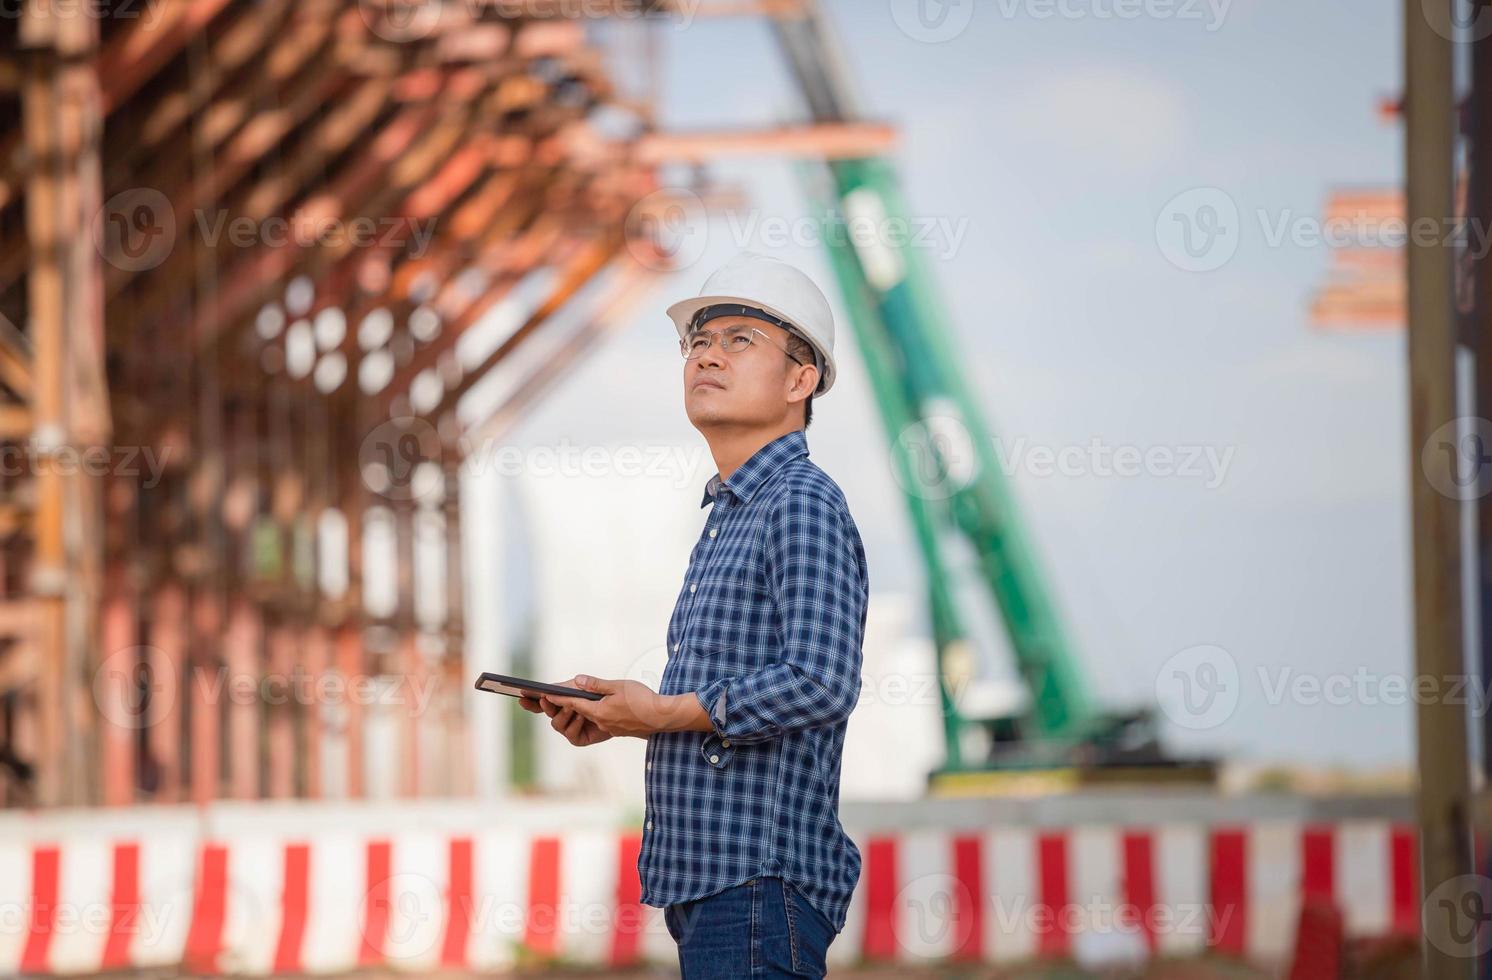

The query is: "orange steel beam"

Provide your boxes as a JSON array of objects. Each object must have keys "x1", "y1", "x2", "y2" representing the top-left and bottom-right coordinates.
[
  {"x1": 635, "y1": 122, "x2": 898, "y2": 163},
  {"x1": 108, "y1": 0, "x2": 298, "y2": 162},
  {"x1": 275, "y1": 163, "x2": 568, "y2": 429},
  {"x1": 233, "y1": 142, "x2": 566, "y2": 426},
  {"x1": 0, "y1": 0, "x2": 235, "y2": 209},
  {"x1": 187, "y1": 44, "x2": 599, "y2": 344},
  {"x1": 0, "y1": 318, "x2": 33, "y2": 399},
  {"x1": 462, "y1": 257, "x2": 664, "y2": 444},
  {"x1": 180, "y1": 74, "x2": 479, "y2": 348},
  {"x1": 105, "y1": 27, "x2": 365, "y2": 309},
  {"x1": 189, "y1": 588, "x2": 223, "y2": 804},
  {"x1": 95, "y1": 0, "x2": 238, "y2": 114},
  {"x1": 21, "y1": 0, "x2": 108, "y2": 807},
  {"x1": 419, "y1": 234, "x2": 624, "y2": 423},
  {"x1": 369, "y1": 214, "x2": 574, "y2": 417},
  {"x1": 378, "y1": 227, "x2": 593, "y2": 419},
  {"x1": 688, "y1": 0, "x2": 808, "y2": 15},
  {"x1": 6, "y1": 12, "x2": 345, "y2": 305},
  {"x1": 158, "y1": 75, "x2": 386, "y2": 300},
  {"x1": 148, "y1": 583, "x2": 187, "y2": 802}
]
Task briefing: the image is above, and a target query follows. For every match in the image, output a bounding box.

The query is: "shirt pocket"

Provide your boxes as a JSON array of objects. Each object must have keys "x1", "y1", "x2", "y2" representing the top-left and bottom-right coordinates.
[{"x1": 699, "y1": 560, "x2": 772, "y2": 648}]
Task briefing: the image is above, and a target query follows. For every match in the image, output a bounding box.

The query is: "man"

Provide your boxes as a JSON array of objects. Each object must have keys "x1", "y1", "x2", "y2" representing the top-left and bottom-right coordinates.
[{"x1": 520, "y1": 252, "x2": 869, "y2": 978}]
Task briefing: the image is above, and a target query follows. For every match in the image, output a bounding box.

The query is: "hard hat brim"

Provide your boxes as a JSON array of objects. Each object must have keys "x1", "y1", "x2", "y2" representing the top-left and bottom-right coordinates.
[{"x1": 667, "y1": 293, "x2": 837, "y2": 395}]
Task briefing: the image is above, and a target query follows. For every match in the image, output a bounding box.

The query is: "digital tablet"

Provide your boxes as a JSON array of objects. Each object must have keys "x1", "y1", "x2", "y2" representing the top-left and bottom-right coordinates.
[{"x1": 473, "y1": 671, "x2": 605, "y2": 701}]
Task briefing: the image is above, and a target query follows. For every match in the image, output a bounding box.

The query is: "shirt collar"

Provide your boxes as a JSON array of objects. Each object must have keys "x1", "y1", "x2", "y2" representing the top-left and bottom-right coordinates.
[{"x1": 700, "y1": 430, "x2": 809, "y2": 508}]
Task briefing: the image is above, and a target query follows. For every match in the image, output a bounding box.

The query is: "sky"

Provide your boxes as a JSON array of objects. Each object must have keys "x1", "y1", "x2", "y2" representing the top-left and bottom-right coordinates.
[{"x1": 482, "y1": 0, "x2": 1421, "y2": 772}]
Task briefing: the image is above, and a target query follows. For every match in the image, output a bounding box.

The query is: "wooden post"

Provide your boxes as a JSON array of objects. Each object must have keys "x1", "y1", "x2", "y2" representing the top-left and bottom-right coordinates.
[
  {"x1": 1407, "y1": 1, "x2": 1476, "y2": 976},
  {"x1": 20, "y1": 0, "x2": 106, "y2": 806}
]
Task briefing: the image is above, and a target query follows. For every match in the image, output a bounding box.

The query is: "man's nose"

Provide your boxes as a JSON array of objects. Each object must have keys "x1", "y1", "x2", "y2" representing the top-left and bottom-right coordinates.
[{"x1": 696, "y1": 338, "x2": 727, "y2": 370}]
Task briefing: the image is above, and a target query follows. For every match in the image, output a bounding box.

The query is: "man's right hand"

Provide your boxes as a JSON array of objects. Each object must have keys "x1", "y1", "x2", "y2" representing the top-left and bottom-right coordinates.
[{"x1": 517, "y1": 685, "x2": 613, "y2": 747}]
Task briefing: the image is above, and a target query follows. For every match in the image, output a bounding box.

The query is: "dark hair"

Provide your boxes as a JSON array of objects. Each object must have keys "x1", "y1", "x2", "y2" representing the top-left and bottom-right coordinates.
[{"x1": 782, "y1": 330, "x2": 816, "y2": 429}]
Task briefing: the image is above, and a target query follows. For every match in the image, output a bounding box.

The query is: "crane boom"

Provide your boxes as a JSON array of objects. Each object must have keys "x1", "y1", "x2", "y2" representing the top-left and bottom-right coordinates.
[{"x1": 770, "y1": 5, "x2": 1214, "y2": 786}]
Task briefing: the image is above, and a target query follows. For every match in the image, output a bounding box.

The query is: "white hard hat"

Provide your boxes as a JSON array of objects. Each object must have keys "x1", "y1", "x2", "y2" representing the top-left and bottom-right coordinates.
[{"x1": 666, "y1": 251, "x2": 839, "y2": 395}]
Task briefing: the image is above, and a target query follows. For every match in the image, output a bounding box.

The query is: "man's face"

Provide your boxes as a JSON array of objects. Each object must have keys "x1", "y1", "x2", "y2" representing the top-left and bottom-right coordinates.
[{"x1": 682, "y1": 314, "x2": 816, "y2": 430}]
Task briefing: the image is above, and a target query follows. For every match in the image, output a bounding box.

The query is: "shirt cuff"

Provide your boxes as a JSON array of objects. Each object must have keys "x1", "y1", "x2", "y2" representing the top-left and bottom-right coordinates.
[{"x1": 694, "y1": 681, "x2": 735, "y2": 769}]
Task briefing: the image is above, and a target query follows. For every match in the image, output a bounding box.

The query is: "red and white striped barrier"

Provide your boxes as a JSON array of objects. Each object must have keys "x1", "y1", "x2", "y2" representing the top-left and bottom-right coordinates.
[{"x1": 0, "y1": 810, "x2": 1420, "y2": 974}]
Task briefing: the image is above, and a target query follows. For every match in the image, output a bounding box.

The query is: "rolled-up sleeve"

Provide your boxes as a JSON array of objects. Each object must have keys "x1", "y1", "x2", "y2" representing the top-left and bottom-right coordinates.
[{"x1": 694, "y1": 489, "x2": 866, "y2": 764}]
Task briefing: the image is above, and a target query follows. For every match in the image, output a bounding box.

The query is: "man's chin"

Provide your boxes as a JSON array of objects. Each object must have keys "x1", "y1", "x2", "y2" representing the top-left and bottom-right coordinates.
[{"x1": 686, "y1": 401, "x2": 738, "y2": 428}]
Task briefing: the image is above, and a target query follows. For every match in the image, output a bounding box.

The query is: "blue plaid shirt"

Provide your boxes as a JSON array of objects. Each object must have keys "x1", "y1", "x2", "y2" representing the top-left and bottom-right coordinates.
[{"x1": 638, "y1": 429, "x2": 868, "y2": 934}]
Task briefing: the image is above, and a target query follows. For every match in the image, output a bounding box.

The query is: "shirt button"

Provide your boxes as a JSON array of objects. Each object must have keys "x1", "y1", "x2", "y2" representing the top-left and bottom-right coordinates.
[
  {"x1": 721, "y1": 739, "x2": 731, "y2": 747},
  {"x1": 709, "y1": 529, "x2": 717, "y2": 538},
  {"x1": 672, "y1": 643, "x2": 679, "y2": 652},
  {"x1": 689, "y1": 583, "x2": 696, "y2": 593},
  {"x1": 709, "y1": 754, "x2": 720, "y2": 764},
  {"x1": 647, "y1": 762, "x2": 653, "y2": 770},
  {"x1": 646, "y1": 820, "x2": 653, "y2": 831}
]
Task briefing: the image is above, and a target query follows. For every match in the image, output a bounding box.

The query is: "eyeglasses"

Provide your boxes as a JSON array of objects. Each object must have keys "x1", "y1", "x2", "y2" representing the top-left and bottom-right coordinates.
[{"x1": 680, "y1": 324, "x2": 806, "y2": 366}]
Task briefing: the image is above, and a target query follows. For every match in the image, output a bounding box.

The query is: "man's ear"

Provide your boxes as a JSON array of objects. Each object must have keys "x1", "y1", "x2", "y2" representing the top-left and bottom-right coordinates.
[{"x1": 789, "y1": 363, "x2": 819, "y2": 399}]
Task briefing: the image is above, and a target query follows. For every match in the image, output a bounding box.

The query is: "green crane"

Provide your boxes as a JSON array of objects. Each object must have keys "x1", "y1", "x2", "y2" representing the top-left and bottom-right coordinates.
[{"x1": 770, "y1": 6, "x2": 1214, "y2": 790}]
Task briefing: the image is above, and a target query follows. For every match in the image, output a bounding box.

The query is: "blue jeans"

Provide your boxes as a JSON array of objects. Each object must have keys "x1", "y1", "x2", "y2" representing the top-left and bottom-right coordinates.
[{"x1": 663, "y1": 875, "x2": 837, "y2": 979}]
